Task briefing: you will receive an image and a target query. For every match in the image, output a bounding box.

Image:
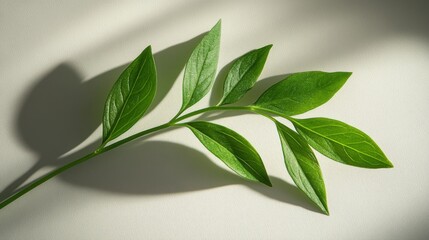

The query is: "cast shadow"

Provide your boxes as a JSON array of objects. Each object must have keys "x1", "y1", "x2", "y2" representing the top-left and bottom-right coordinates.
[
  {"x1": 2, "y1": 35, "x2": 203, "y2": 199},
  {"x1": 60, "y1": 140, "x2": 322, "y2": 214},
  {"x1": 3, "y1": 34, "x2": 323, "y2": 214}
]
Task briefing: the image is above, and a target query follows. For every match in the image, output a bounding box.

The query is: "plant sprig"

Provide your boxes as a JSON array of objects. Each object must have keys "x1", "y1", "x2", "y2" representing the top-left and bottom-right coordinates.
[{"x1": 0, "y1": 20, "x2": 393, "y2": 215}]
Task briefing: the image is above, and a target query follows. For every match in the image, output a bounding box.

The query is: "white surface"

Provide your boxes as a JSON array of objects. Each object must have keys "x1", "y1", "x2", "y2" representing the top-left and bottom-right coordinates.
[{"x1": 1, "y1": 0, "x2": 428, "y2": 239}]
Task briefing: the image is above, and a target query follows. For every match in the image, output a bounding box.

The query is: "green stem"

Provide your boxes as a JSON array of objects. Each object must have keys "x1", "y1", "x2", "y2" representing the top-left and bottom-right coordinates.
[
  {"x1": 0, "y1": 105, "x2": 266, "y2": 209},
  {"x1": 172, "y1": 106, "x2": 252, "y2": 123},
  {"x1": 249, "y1": 107, "x2": 277, "y2": 122},
  {"x1": 102, "y1": 123, "x2": 172, "y2": 152},
  {"x1": 0, "y1": 151, "x2": 97, "y2": 209},
  {"x1": 0, "y1": 123, "x2": 172, "y2": 210},
  {"x1": 249, "y1": 106, "x2": 294, "y2": 121}
]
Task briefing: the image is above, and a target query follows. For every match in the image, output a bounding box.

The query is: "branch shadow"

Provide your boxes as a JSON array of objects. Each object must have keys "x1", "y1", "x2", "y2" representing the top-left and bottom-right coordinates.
[
  {"x1": 3, "y1": 32, "x2": 324, "y2": 214},
  {"x1": 59, "y1": 140, "x2": 322, "y2": 214},
  {"x1": 3, "y1": 35, "x2": 203, "y2": 199}
]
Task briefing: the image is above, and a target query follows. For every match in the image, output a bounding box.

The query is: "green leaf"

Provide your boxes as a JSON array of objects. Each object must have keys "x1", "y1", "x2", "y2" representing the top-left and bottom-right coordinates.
[
  {"x1": 180, "y1": 20, "x2": 221, "y2": 114},
  {"x1": 253, "y1": 71, "x2": 351, "y2": 116},
  {"x1": 102, "y1": 45, "x2": 157, "y2": 144},
  {"x1": 218, "y1": 44, "x2": 272, "y2": 105},
  {"x1": 185, "y1": 121, "x2": 271, "y2": 186},
  {"x1": 291, "y1": 117, "x2": 393, "y2": 168},
  {"x1": 276, "y1": 121, "x2": 328, "y2": 214}
]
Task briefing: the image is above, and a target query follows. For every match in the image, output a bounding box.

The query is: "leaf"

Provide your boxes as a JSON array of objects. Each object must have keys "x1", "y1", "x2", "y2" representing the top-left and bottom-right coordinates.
[
  {"x1": 253, "y1": 71, "x2": 351, "y2": 116},
  {"x1": 185, "y1": 121, "x2": 271, "y2": 186},
  {"x1": 291, "y1": 117, "x2": 393, "y2": 168},
  {"x1": 180, "y1": 20, "x2": 221, "y2": 114},
  {"x1": 102, "y1": 46, "x2": 157, "y2": 144},
  {"x1": 218, "y1": 45, "x2": 272, "y2": 105},
  {"x1": 276, "y1": 121, "x2": 328, "y2": 214}
]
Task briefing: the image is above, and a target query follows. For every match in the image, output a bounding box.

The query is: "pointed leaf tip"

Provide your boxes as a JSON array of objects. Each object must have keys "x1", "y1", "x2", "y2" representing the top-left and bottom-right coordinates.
[
  {"x1": 179, "y1": 21, "x2": 221, "y2": 113},
  {"x1": 291, "y1": 117, "x2": 393, "y2": 168},
  {"x1": 275, "y1": 121, "x2": 329, "y2": 214},
  {"x1": 254, "y1": 71, "x2": 351, "y2": 116},
  {"x1": 263, "y1": 44, "x2": 273, "y2": 50}
]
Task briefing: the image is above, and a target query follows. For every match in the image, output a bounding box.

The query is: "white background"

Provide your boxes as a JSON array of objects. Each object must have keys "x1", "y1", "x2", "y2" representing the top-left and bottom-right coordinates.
[{"x1": 1, "y1": 0, "x2": 428, "y2": 239}]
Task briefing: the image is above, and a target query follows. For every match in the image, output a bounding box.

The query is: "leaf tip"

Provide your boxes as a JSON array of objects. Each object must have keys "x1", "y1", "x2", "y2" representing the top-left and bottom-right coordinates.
[
  {"x1": 214, "y1": 19, "x2": 222, "y2": 29},
  {"x1": 384, "y1": 159, "x2": 394, "y2": 168},
  {"x1": 263, "y1": 178, "x2": 273, "y2": 187},
  {"x1": 143, "y1": 45, "x2": 153, "y2": 55},
  {"x1": 255, "y1": 170, "x2": 272, "y2": 187},
  {"x1": 257, "y1": 170, "x2": 272, "y2": 187},
  {"x1": 339, "y1": 71, "x2": 352, "y2": 79},
  {"x1": 317, "y1": 199, "x2": 330, "y2": 215},
  {"x1": 322, "y1": 207, "x2": 330, "y2": 216},
  {"x1": 263, "y1": 44, "x2": 273, "y2": 50},
  {"x1": 320, "y1": 199, "x2": 330, "y2": 215},
  {"x1": 260, "y1": 44, "x2": 273, "y2": 57}
]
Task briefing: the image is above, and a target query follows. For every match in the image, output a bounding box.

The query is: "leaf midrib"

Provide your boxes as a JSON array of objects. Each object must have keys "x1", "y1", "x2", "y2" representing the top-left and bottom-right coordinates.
[
  {"x1": 105, "y1": 57, "x2": 148, "y2": 142},
  {"x1": 110, "y1": 79, "x2": 154, "y2": 136},
  {"x1": 222, "y1": 53, "x2": 260, "y2": 103},
  {"x1": 278, "y1": 126, "x2": 325, "y2": 207},
  {"x1": 291, "y1": 118, "x2": 387, "y2": 164},
  {"x1": 191, "y1": 126, "x2": 265, "y2": 182},
  {"x1": 186, "y1": 44, "x2": 214, "y2": 108}
]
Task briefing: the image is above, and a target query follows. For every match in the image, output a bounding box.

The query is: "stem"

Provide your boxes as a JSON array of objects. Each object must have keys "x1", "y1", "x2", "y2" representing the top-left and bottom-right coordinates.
[
  {"x1": 250, "y1": 106, "x2": 294, "y2": 121},
  {"x1": 0, "y1": 151, "x2": 97, "y2": 209},
  {"x1": 249, "y1": 107, "x2": 277, "y2": 122},
  {"x1": 173, "y1": 106, "x2": 251, "y2": 123},
  {"x1": 102, "y1": 123, "x2": 172, "y2": 152},
  {"x1": 171, "y1": 110, "x2": 183, "y2": 122},
  {"x1": 0, "y1": 105, "x2": 265, "y2": 209},
  {"x1": 0, "y1": 123, "x2": 171, "y2": 209}
]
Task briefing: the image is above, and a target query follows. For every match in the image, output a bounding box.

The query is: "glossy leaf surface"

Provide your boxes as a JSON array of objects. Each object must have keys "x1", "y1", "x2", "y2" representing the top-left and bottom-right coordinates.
[
  {"x1": 186, "y1": 121, "x2": 271, "y2": 186},
  {"x1": 180, "y1": 20, "x2": 221, "y2": 113},
  {"x1": 102, "y1": 46, "x2": 157, "y2": 143},
  {"x1": 219, "y1": 45, "x2": 272, "y2": 105},
  {"x1": 276, "y1": 121, "x2": 328, "y2": 214},
  {"x1": 292, "y1": 117, "x2": 393, "y2": 168},
  {"x1": 254, "y1": 71, "x2": 351, "y2": 116}
]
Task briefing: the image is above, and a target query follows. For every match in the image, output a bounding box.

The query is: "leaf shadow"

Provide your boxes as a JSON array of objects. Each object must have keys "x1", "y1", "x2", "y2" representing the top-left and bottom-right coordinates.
[
  {"x1": 4, "y1": 36, "x2": 323, "y2": 214},
  {"x1": 59, "y1": 140, "x2": 323, "y2": 214},
  {"x1": 3, "y1": 35, "x2": 203, "y2": 199}
]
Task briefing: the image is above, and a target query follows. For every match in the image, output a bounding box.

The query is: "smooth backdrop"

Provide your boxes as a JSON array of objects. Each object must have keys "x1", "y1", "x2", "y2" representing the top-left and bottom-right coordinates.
[{"x1": 1, "y1": 0, "x2": 428, "y2": 239}]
